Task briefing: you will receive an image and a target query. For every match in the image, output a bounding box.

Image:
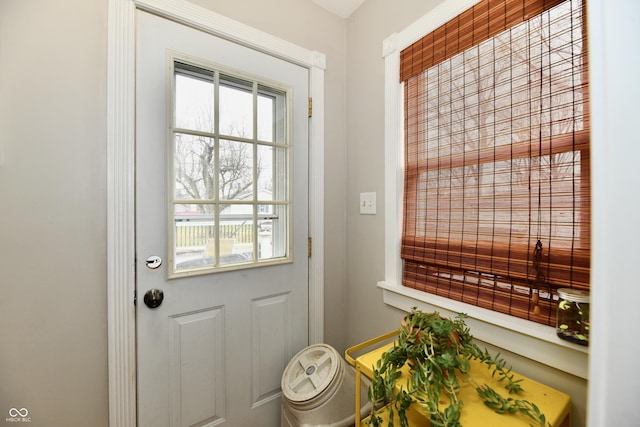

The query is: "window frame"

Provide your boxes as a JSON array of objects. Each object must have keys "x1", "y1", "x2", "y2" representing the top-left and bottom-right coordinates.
[
  {"x1": 168, "y1": 55, "x2": 295, "y2": 278},
  {"x1": 379, "y1": 0, "x2": 588, "y2": 379}
]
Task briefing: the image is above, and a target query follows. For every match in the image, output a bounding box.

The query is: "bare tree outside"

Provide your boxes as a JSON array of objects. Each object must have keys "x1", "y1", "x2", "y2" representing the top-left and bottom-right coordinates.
[{"x1": 174, "y1": 75, "x2": 267, "y2": 214}]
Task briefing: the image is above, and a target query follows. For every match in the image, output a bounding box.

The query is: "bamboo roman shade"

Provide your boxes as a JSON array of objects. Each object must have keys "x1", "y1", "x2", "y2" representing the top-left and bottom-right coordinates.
[
  {"x1": 401, "y1": 0, "x2": 589, "y2": 326},
  {"x1": 400, "y1": 0, "x2": 567, "y2": 83}
]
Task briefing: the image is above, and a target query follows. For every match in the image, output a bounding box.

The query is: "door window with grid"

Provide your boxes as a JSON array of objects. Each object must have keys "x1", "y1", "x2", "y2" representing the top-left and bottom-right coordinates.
[
  {"x1": 401, "y1": 0, "x2": 589, "y2": 326},
  {"x1": 170, "y1": 59, "x2": 291, "y2": 276}
]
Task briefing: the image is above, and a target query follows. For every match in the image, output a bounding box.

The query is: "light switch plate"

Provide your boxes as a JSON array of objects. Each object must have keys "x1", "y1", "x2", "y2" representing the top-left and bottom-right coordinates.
[{"x1": 360, "y1": 192, "x2": 376, "y2": 215}]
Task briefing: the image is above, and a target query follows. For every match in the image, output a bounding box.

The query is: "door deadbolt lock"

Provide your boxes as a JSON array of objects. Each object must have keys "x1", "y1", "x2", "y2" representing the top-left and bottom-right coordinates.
[{"x1": 145, "y1": 255, "x2": 162, "y2": 269}]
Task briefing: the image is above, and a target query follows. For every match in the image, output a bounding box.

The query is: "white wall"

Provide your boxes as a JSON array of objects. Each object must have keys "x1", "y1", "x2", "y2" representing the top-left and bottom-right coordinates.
[
  {"x1": 587, "y1": 0, "x2": 640, "y2": 425},
  {"x1": 345, "y1": 0, "x2": 444, "y2": 344},
  {"x1": 0, "y1": 0, "x2": 109, "y2": 425}
]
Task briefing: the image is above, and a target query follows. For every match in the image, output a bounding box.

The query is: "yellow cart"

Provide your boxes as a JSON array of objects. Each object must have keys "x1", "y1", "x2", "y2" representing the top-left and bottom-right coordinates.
[{"x1": 345, "y1": 331, "x2": 571, "y2": 427}]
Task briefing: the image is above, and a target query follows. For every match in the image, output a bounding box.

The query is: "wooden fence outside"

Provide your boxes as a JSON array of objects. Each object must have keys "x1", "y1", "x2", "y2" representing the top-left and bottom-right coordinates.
[{"x1": 176, "y1": 224, "x2": 254, "y2": 248}]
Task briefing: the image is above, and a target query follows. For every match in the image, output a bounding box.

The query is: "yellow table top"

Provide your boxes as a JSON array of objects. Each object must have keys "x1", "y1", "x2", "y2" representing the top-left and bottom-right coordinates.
[{"x1": 351, "y1": 340, "x2": 571, "y2": 427}]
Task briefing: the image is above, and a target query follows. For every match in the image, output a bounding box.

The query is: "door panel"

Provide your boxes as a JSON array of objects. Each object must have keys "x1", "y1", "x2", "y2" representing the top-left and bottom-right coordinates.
[
  {"x1": 251, "y1": 293, "x2": 292, "y2": 405},
  {"x1": 169, "y1": 307, "x2": 225, "y2": 426},
  {"x1": 136, "y1": 11, "x2": 309, "y2": 427}
]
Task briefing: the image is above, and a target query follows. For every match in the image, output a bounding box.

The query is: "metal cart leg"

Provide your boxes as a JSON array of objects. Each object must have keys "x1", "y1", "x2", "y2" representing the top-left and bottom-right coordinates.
[{"x1": 355, "y1": 365, "x2": 362, "y2": 426}]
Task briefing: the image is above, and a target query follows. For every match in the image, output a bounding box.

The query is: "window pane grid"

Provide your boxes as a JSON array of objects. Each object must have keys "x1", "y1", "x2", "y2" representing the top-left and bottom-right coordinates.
[{"x1": 171, "y1": 60, "x2": 290, "y2": 275}]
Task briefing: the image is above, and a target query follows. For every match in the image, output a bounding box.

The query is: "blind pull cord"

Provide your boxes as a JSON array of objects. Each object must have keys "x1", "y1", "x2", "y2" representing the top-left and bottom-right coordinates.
[{"x1": 528, "y1": 239, "x2": 546, "y2": 315}]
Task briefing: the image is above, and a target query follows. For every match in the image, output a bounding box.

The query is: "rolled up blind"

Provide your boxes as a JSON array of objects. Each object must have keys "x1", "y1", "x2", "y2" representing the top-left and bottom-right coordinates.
[{"x1": 401, "y1": 0, "x2": 589, "y2": 326}]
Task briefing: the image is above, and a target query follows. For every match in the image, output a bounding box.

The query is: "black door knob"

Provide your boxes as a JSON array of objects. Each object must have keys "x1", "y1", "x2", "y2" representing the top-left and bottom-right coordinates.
[{"x1": 143, "y1": 289, "x2": 164, "y2": 309}]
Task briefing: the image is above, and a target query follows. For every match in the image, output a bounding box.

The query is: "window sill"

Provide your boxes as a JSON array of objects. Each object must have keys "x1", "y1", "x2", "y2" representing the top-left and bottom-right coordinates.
[{"x1": 378, "y1": 281, "x2": 589, "y2": 379}]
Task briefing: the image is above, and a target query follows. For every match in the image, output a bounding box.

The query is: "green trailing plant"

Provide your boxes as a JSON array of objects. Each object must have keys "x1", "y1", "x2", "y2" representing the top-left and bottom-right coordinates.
[{"x1": 367, "y1": 308, "x2": 550, "y2": 427}]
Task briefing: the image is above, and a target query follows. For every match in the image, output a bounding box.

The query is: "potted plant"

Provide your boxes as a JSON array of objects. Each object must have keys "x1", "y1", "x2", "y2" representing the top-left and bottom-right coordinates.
[{"x1": 367, "y1": 308, "x2": 550, "y2": 427}]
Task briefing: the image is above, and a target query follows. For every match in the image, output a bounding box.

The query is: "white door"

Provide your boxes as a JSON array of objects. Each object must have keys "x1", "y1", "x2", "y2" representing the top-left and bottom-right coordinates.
[{"x1": 135, "y1": 11, "x2": 309, "y2": 427}]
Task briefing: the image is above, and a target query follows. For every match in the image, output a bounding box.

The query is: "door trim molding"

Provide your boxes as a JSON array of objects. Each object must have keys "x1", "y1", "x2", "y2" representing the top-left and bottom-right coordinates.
[{"x1": 107, "y1": 1, "x2": 325, "y2": 425}]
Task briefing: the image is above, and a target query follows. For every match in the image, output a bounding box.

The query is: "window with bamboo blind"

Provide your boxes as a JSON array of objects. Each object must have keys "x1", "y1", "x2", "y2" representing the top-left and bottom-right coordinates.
[{"x1": 401, "y1": 0, "x2": 589, "y2": 327}]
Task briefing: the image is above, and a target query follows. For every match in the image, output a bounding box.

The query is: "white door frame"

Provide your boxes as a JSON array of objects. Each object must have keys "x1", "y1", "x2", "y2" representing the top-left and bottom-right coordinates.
[{"x1": 106, "y1": 1, "x2": 325, "y2": 425}]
